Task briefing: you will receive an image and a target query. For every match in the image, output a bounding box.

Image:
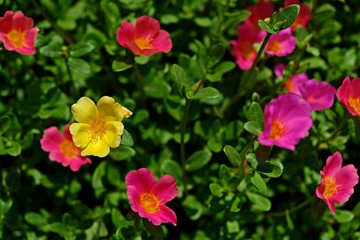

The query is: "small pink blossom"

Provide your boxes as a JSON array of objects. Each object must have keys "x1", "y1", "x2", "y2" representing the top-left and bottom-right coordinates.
[
  {"x1": 116, "y1": 16, "x2": 172, "y2": 56},
  {"x1": 316, "y1": 152, "x2": 358, "y2": 215},
  {"x1": 284, "y1": 0, "x2": 311, "y2": 31},
  {"x1": 230, "y1": 23, "x2": 263, "y2": 70},
  {"x1": 274, "y1": 63, "x2": 309, "y2": 95},
  {"x1": 336, "y1": 76, "x2": 360, "y2": 116},
  {"x1": 40, "y1": 124, "x2": 92, "y2": 172},
  {"x1": 245, "y1": 0, "x2": 275, "y2": 33},
  {"x1": 265, "y1": 28, "x2": 296, "y2": 57},
  {"x1": 126, "y1": 168, "x2": 178, "y2": 226},
  {"x1": 0, "y1": 11, "x2": 39, "y2": 55},
  {"x1": 300, "y1": 79, "x2": 336, "y2": 111},
  {"x1": 258, "y1": 94, "x2": 313, "y2": 151}
]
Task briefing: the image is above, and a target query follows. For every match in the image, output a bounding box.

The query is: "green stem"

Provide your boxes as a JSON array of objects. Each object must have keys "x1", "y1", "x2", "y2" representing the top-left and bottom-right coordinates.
[
  {"x1": 133, "y1": 61, "x2": 146, "y2": 99},
  {"x1": 328, "y1": 113, "x2": 351, "y2": 141},
  {"x1": 180, "y1": 98, "x2": 191, "y2": 196},
  {"x1": 222, "y1": 32, "x2": 272, "y2": 116},
  {"x1": 265, "y1": 196, "x2": 315, "y2": 218}
]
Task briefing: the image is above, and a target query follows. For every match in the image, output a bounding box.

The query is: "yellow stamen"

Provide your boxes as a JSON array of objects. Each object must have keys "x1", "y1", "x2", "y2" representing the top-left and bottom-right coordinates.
[
  {"x1": 348, "y1": 97, "x2": 360, "y2": 114},
  {"x1": 269, "y1": 119, "x2": 285, "y2": 140},
  {"x1": 267, "y1": 40, "x2": 282, "y2": 53},
  {"x1": 8, "y1": 30, "x2": 25, "y2": 48},
  {"x1": 285, "y1": 78, "x2": 296, "y2": 92},
  {"x1": 59, "y1": 139, "x2": 78, "y2": 159},
  {"x1": 323, "y1": 177, "x2": 337, "y2": 198},
  {"x1": 89, "y1": 118, "x2": 106, "y2": 143},
  {"x1": 140, "y1": 193, "x2": 160, "y2": 214},
  {"x1": 134, "y1": 37, "x2": 152, "y2": 50}
]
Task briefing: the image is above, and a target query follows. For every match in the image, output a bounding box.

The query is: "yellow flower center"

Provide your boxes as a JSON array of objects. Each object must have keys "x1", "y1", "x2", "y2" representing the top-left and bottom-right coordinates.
[
  {"x1": 269, "y1": 119, "x2": 285, "y2": 140},
  {"x1": 323, "y1": 177, "x2": 337, "y2": 198},
  {"x1": 348, "y1": 97, "x2": 360, "y2": 114},
  {"x1": 267, "y1": 40, "x2": 282, "y2": 53},
  {"x1": 89, "y1": 118, "x2": 106, "y2": 143},
  {"x1": 134, "y1": 37, "x2": 153, "y2": 50},
  {"x1": 59, "y1": 139, "x2": 78, "y2": 159},
  {"x1": 140, "y1": 193, "x2": 160, "y2": 214},
  {"x1": 8, "y1": 30, "x2": 26, "y2": 48}
]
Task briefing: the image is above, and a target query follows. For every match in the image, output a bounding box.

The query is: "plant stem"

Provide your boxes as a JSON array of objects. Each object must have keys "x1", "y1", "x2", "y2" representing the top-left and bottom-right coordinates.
[
  {"x1": 180, "y1": 98, "x2": 191, "y2": 196},
  {"x1": 222, "y1": 32, "x2": 272, "y2": 116},
  {"x1": 328, "y1": 113, "x2": 351, "y2": 141},
  {"x1": 265, "y1": 196, "x2": 315, "y2": 218},
  {"x1": 133, "y1": 61, "x2": 146, "y2": 100}
]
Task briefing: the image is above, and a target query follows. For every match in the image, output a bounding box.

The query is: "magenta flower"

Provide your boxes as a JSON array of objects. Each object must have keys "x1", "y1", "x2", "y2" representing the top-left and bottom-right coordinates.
[
  {"x1": 230, "y1": 23, "x2": 263, "y2": 70},
  {"x1": 116, "y1": 16, "x2": 172, "y2": 56},
  {"x1": 265, "y1": 28, "x2": 296, "y2": 57},
  {"x1": 284, "y1": 0, "x2": 311, "y2": 31},
  {"x1": 316, "y1": 152, "x2": 358, "y2": 215},
  {"x1": 299, "y1": 79, "x2": 336, "y2": 111},
  {"x1": 274, "y1": 63, "x2": 309, "y2": 95},
  {"x1": 258, "y1": 94, "x2": 313, "y2": 151},
  {"x1": 336, "y1": 76, "x2": 360, "y2": 116},
  {"x1": 0, "y1": 11, "x2": 39, "y2": 55},
  {"x1": 245, "y1": 0, "x2": 275, "y2": 33},
  {"x1": 40, "y1": 124, "x2": 92, "y2": 172},
  {"x1": 126, "y1": 168, "x2": 178, "y2": 226}
]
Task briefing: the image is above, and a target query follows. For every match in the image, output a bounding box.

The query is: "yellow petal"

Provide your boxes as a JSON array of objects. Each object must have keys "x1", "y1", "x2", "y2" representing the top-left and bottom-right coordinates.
[
  {"x1": 97, "y1": 96, "x2": 125, "y2": 122},
  {"x1": 71, "y1": 97, "x2": 99, "y2": 123},
  {"x1": 81, "y1": 138, "x2": 110, "y2": 157},
  {"x1": 104, "y1": 121, "x2": 124, "y2": 148},
  {"x1": 122, "y1": 106, "x2": 133, "y2": 118},
  {"x1": 69, "y1": 123, "x2": 91, "y2": 148}
]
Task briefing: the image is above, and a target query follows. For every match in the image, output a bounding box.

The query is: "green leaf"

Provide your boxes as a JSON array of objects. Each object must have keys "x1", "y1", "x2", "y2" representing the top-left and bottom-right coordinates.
[
  {"x1": 0, "y1": 115, "x2": 10, "y2": 134},
  {"x1": 257, "y1": 160, "x2": 283, "y2": 178},
  {"x1": 144, "y1": 81, "x2": 171, "y2": 98},
  {"x1": 223, "y1": 145, "x2": 242, "y2": 168},
  {"x1": 186, "y1": 149, "x2": 212, "y2": 171},
  {"x1": 246, "y1": 191, "x2": 271, "y2": 211},
  {"x1": 110, "y1": 145, "x2": 136, "y2": 161},
  {"x1": 112, "y1": 60, "x2": 133, "y2": 72},
  {"x1": 251, "y1": 171, "x2": 267, "y2": 193},
  {"x1": 206, "y1": 44, "x2": 225, "y2": 68},
  {"x1": 244, "y1": 121, "x2": 262, "y2": 135},
  {"x1": 182, "y1": 195, "x2": 203, "y2": 220},
  {"x1": 247, "y1": 102, "x2": 264, "y2": 126},
  {"x1": 207, "y1": 61, "x2": 236, "y2": 82},
  {"x1": 333, "y1": 210, "x2": 354, "y2": 223},
  {"x1": 258, "y1": 20, "x2": 277, "y2": 34},
  {"x1": 67, "y1": 57, "x2": 91, "y2": 74},
  {"x1": 24, "y1": 212, "x2": 47, "y2": 226},
  {"x1": 171, "y1": 64, "x2": 191, "y2": 96},
  {"x1": 209, "y1": 183, "x2": 224, "y2": 197},
  {"x1": 69, "y1": 42, "x2": 95, "y2": 57},
  {"x1": 191, "y1": 87, "x2": 221, "y2": 101},
  {"x1": 134, "y1": 56, "x2": 150, "y2": 65},
  {"x1": 39, "y1": 45, "x2": 63, "y2": 58},
  {"x1": 275, "y1": 4, "x2": 300, "y2": 30},
  {"x1": 121, "y1": 129, "x2": 134, "y2": 147}
]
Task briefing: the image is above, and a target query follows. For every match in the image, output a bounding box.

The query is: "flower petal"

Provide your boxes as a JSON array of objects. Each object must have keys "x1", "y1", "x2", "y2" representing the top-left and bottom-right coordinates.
[
  {"x1": 81, "y1": 138, "x2": 110, "y2": 157},
  {"x1": 71, "y1": 97, "x2": 99, "y2": 123},
  {"x1": 69, "y1": 123, "x2": 91, "y2": 149},
  {"x1": 127, "y1": 185, "x2": 141, "y2": 213},
  {"x1": 157, "y1": 205, "x2": 177, "y2": 226},
  {"x1": 97, "y1": 96, "x2": 125, "y2": 122},
  {"x1": 135, "y1": 16, "x2": 160, "y2": 39},
  {"x1": 40, "y1": 126, "x2": 64, "y2": 152},
  {"x1": 151, "y1": 30, "x2": 172, "y2": 53},
  {"x1": 151, "y1": 175, "x2": 178, "y2": 203},
  {"x1": 322, "y1": 152, "x2": 342, "y2": 178},
  {"x1": 126, "y1": 168, "x2": 156, "y2": 193},
  {"x1": 104, "y1": 121, "x2": 124, "y2": 148}
]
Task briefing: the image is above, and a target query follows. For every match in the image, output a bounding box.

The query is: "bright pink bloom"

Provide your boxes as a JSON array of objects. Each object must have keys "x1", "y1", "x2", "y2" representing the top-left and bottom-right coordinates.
[
  {"x1": 258, "y1": 94, "x2": 313, "y2": 151},
  {"x1": 265, "y1": 28, "x2": 296, "y2": 57},
  {"x1": 116, "y1": 16, "x2": 172, "y2": 56},
  {"x1": 284, "y1": 0, "x2": 311, "y2": 31},
  {"x1": 336, "y1": 76, "x2": 360, "y2": 116},
  {"x1": 274, "y1": 63, "x2": 309, "y2": 95},
  {"x1": 316, "y1": 152, "x2": 358, "y2": 215},
  {"x1": 245, "y1": 0, "x2": 275, "y2": 33},
  {"x1": 230, "y1": 23, "x2": 263, "y2": 70},
  {"x1": 40, "y1": 124, "x2": 92, "y2": 172},
  {"x1": 0, "y1": 11, "x2": 39, "y2": 55},
  {"x1": 300, "y1": 79, "x2": 336, "y2": 111},
  {"x1": 126, "y1": 168, "x2": 178, "y2": 226}
]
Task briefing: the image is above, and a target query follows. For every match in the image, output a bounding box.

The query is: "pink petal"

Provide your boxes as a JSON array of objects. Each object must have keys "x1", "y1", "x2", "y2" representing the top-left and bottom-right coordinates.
[
  {"x1": 125, "y1": 168, "x2": 156, "y2": 193},
  {"x1": 127, "y1": 185, "x2": 141, "y2": 212},
  {"x1": 12, "y1": 11, "x2": 33, "y2": 31},
  {"x1": 151, "y1": 175, "x2": 178, "y2": 203},
  {"x1": 300, "y1": 80, "x2": 336, "y2": 111},
  {"x1": 322, "y1": 152, "x2": 342, "y2": 178},
  {"x1": 135, "y1": 16, "x2": 160, "y2": 39},
  {"x1": 49, "y1": 150, "x2": 70, "y2": 165},
  {"x1": 139, "y1": 209, "x2": 162, "y2": 226},
  {"x1": 274, "y1": 63, "x2": 286, "y2": 77},
  {"x1": 69, "y1": 156, "x2": 92, "y2": 172},
  {"x1": 116, "y1": 20, "x2": 136, "y2": 47},
  {"x1": 40, "y1": 127, "x2": 64, "y2": 152},
  {"x1": 157, "y1": 205, "x2": 177, "y2": 226},
  {"x1": 0, "y1": 11, "x2": 14, "y2": 33},
  {"x1": 150, "y1": 30, "x2": 172, "y2": 53}
]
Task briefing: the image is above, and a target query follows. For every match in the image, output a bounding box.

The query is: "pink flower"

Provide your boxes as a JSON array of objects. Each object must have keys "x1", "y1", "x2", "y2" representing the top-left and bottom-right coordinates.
[
  {"x1": 40, "y1": 124, "x2": 92, "y2": 172},
  {"x1": 265, "y1": 28, "x2": 296, "y2": 57},
  {"x1": 316, "y1": 152, "x2": 358, "y2": 215},
  {"x1": 284, "y1": 0, "x2": 311, "y2": 31},
  {"x1": 230, "y1": 23, "x2": 263, "y2": 70},
  {"x1": 258, "y1": 94, "x2": 313, "y2": 151},
  {"x1": 245, "y1": 0, "x2": 275, "y2": 33},
  {"x1": 0, "y1": 11, "x2": 39, "y2": 55},
  {"x1": 274, "y1": 63, "x2": 309, "y2": 95},
  {"x1": 116, "y1": 16, "x2": 172, "y2": 56},
  {"x1": 336, "y1": 76, "x2": 360, "y2": 116},
  {"x1": 300, "y1": 79, "x2": 336, "y2": 111},
  {"x1": 126, "y1": 168, "x2": 178, "y2": 226}
]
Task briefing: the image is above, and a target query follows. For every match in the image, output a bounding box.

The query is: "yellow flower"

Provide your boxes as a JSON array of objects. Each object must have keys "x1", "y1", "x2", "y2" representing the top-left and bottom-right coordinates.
[{"x1": 69, "y1": 96, "x2": 132, "y2": 157}]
